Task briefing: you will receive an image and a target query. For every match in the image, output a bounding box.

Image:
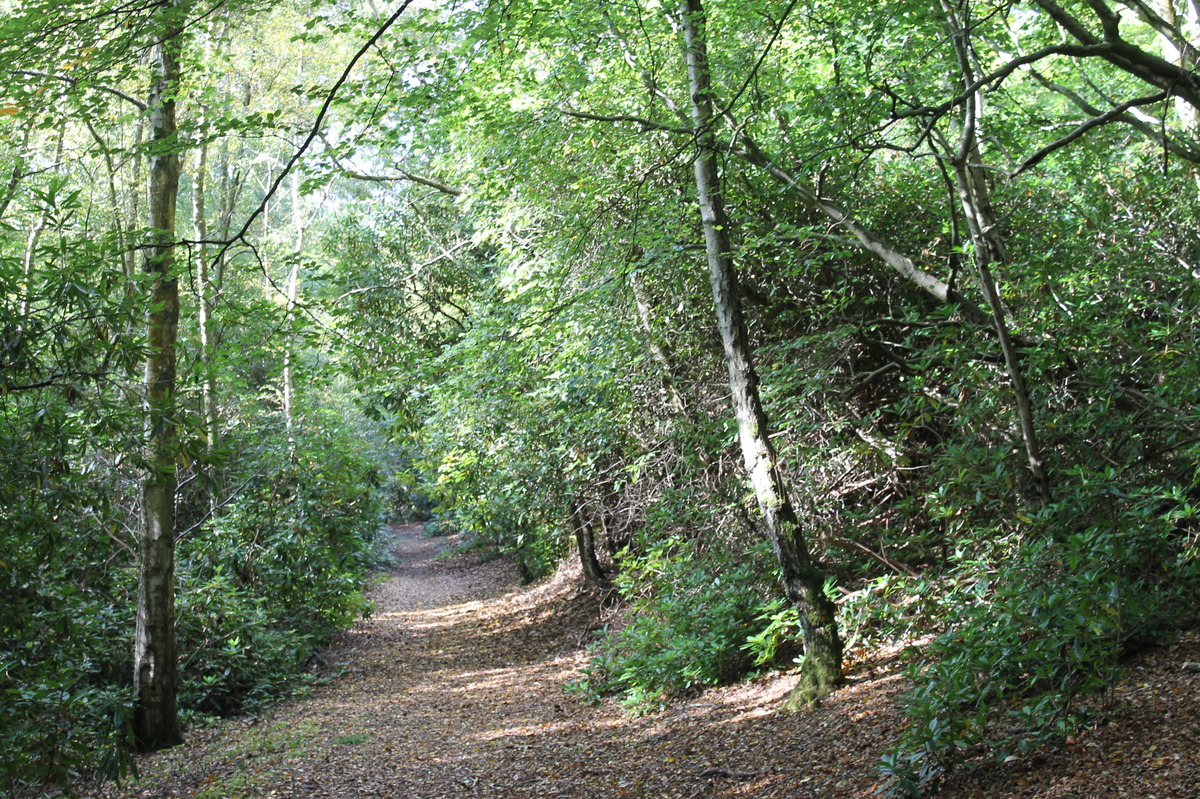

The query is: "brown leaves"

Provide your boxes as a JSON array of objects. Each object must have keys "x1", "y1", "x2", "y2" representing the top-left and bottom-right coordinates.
[{"x1": 84, "y1": 528, "x2": 1200, "y2": 799}]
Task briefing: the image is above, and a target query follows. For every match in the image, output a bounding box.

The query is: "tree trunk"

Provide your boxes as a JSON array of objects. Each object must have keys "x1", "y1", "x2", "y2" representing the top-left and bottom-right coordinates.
[
  {"x1": 282, "y1": 169, "x2": 304, "y2": 455},
  {"x1": 193, "y1": 133, "x2": 223, "y2": 517},
  {"x1": 630, "y1": 269, "x2": 689, "y2": 417},
  {"x1": 0, "y1": 126, "x2": 33, "y2": 222},
  {"x1": 134, "y1": 5, "x2": 183, "y2": 751},
  {"x1": 678, "y1": 0, "x2": 842, "y2": 707},
  {"x1": 19, "y1": 122, "x2": 66, "y2": 319},
  {"x1": 942, "y1": 0, "x2": 1051, "y2": 505},
  {"x1": 572, "y1": 500, "x2": 611, "y2": 590}
]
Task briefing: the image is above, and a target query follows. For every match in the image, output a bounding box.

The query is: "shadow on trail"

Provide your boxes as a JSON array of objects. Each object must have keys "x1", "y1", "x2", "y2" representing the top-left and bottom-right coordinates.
[{"x1": 88, "y1": 523, "x2": 904, "y2": 799}]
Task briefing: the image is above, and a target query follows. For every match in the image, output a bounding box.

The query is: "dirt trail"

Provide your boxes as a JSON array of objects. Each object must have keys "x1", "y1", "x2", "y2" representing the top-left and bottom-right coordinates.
[{"x1": 88, "y1": 525, "x2": 1200, "y2": 799}]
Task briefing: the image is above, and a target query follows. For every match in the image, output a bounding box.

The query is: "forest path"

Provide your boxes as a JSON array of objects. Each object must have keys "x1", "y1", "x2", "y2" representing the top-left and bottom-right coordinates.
[
  {"x1": 91, "y1": 524, "x2": 896, "y2": 798},
  {"x1": 89, "y1": 524, "x2": 1200, "y2": 799}
]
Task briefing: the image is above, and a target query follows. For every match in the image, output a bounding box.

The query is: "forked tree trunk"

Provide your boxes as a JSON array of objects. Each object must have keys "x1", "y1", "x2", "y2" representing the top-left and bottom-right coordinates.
[
  {"x1": 134, "y1": 5, "x2": 183, "y2": 751},
  {"x1": 942, "y1": 0, "x2": 1051, "y2": 505},
  {"x1": 678, "y1": 0, "x2": 842, "y2": 707},
  {"x1": 572, "y1": 500, "x2": 611, "y2": 590}
]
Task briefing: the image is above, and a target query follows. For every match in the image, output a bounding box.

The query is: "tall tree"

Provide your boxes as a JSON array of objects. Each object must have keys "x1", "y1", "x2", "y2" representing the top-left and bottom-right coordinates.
[
  {"x1": 134, "y1": 0, "x2": 185, "y2": 750},
  {"x1": 677, "y1": 0, "x2": 842, "y2": 706}
]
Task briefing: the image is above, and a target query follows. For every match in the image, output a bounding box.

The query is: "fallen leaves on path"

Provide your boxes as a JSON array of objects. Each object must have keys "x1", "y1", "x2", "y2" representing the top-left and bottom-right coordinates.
[{"x1": 84, "y1": 526, "x2": 1200, "y2": 799}]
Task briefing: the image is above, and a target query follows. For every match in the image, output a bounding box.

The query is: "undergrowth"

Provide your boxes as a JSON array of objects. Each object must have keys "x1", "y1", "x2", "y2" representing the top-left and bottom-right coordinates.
[
  {"x1": 877, "y1": 482, "x2": 1200, "y2": 797},
  {"x1": 568, "y1": 538, "x2": 800, "y2": 710}
]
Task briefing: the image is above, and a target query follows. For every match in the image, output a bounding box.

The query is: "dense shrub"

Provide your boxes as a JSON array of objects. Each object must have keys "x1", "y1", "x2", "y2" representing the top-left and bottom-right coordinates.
[
  {"x1": 0, "y1": 580, "x2": 138, "y2": 794},
  {"x1": 571, "y1": 538, "x2": 800, "y2": 710},
  {"x1": 0, "y1": 391, "x2": 388, "y2": 792},
  {"x1": 175, "y1": 425, "x2": 385, "y2": 720},
  {"x1": 0, "y1": 400, "x2": 141, "y2": 794},
  {"x1": 878, "y1": 481, "x2": 1200, "y2": 797}
]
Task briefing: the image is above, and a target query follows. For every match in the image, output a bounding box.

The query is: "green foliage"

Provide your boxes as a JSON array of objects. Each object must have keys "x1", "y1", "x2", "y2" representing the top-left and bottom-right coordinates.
[
  {"x1": 0, "y1": 677, "x2": 138, "y2": 793},
  {"x1": 7, "y1": 0, "x2": 1200, "y2": 793},
  {"x1": 0, "y1": 347, "x2": 142, "y2": 794},
  {"x1": 741, "y1": 598, "x2": 801, "y2": 668},
  {"x1": 833, "y1": 574, "x2": 963, "y2": 669},
  {"x1": 176, "y1": 419, "x2": 384, "y2": 718},
  {"x1": 571, "y1": 539, "x2": 796, "y2": 710},
  {"x1": 878, "y1": 482, "x2": 1200, "y2": 797},
  {"x1": 0, "y1": 532, "x2": 137, "y2": 793}
]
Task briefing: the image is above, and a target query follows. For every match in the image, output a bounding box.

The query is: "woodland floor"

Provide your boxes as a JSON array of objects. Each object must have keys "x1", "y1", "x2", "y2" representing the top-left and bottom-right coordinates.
[{"x1": 85, "y1": 524, "x2": 1200, "y2": 799}]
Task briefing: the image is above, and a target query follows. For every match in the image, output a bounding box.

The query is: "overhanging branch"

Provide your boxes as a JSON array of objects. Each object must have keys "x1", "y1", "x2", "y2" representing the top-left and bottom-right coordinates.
[
  {"x1": 13, "y1": 68, "x2": 148, "y2": 111},
  {"x1": 213, "y1": 0, "x2": 416, "y2": 268},
  {"x1": 1011, "y1": 90, "x2": 1170, "y2": 176},
  {"x1": 560, "y1": 107, "x2": 690, "y2": 134}
]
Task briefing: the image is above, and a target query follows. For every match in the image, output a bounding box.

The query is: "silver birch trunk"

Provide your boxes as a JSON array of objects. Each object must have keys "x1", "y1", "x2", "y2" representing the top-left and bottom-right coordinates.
[
  {"x1": 678, "y1": 0, "x2": 842, "y2": 706},
  {"x1": 134, "y1": 6, "x2": 183, "y2": 750}
]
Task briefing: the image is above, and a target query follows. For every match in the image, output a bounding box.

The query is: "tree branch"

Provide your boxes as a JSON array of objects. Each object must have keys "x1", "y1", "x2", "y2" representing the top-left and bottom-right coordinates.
[
  {"x1": 1115, "y1": 0, "x2": 1200, "y2": 66},
  {"x1": 213, "y1": 0, "x2": 415, "y2": 268},
  {"x1": 319, "y1": 138, "x2": 463, "y2": 194},
  {"x1": 13, "y1": 68, "x2": 148, "y2": 111},
  {"x1": 563, "y1": 102, "x2": 992, "y2": 326},
  {"x1": 885, "y1": 43, "x2": 1113, "y2": 121},
  {"x1": 1030, "y1": 0, "x2": 1200, "y2": 109},
  {"x1": 560, "y1": 107, "x2": 691, "y2": 134},
  {"x1": 730, "y1": 131, "x2": 993, "y2": 327},
  {"x1": 1011, "y1": 90, "x2": 1170, "y2": 176}
]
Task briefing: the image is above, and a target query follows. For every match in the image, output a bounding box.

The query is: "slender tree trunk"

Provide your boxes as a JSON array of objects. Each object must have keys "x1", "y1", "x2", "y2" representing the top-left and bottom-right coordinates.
[
  {"x1": 86, "y1": 121, "x2": 133, "y2": 281},
  {"x1": 943, "y1": 0, "x2": 1051, "y2": 505},
  {"x1": 282, "y1": 169, "x2": 304, "y2": 454},
  {"x1": 0, "y1": 126, "x2": 33, "y2": 222},
  {"x1": 678, "y1": 0, "x2": 842, "y2": 707},
  {"x1": 19, "y1": 122, "x2": 66, "y2": 318},
  {"x1": 213, "y1": 94, "x2": 246, "y2": 292},
  {"x1": 134, "y1": 5, "x2": 183, "y2": 750},
  {"x1": 630, "y1": 270, "x2": 689, "y2": 417},
  {"x1": 193, "y1": 135, "x2": 223, "y2": 516},
  {"x1": 191, "y1": 22, "x2": 224, "y2": 515},
  {"x1": 129, "y1": 120, "x2": 144, "y2": 280}
]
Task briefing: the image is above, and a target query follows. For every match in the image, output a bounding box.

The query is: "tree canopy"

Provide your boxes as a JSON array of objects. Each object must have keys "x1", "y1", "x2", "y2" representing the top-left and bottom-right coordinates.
[{"x1": 2, "y1": 0, "x2": 1198, "y2": 795}]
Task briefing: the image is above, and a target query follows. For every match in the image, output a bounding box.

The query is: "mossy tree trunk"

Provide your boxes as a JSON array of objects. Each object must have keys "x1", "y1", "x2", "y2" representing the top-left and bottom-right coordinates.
[{"x1": 134, "y1": 2, "x2": 184, "y2": 751}]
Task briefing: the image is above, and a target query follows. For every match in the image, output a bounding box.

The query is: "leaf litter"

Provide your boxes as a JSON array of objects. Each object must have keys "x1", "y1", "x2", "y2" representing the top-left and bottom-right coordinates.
[{"x1": 83, "y1": 525, "x2": 1200, "y2": 798}]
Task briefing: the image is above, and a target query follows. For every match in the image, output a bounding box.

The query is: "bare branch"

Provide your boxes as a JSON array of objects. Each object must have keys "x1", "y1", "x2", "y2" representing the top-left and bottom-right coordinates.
[
  {"x1": 318, "y1": 137, "x2": 463, "y2": 195},
  {"x1": 1026, "y1": 67, "x2": 1200, "y2": 162},
  {"x1": 885, "y1": 42, "x2": 1113, "y2": 122},
  {"x1": 213, "y1": 0, "x2": 416, "y2": 268},
  {"x1": 1011, "y1": 91, "x2": 1170, "y2": 176},
  {"x1": 331, "y1": 240, "x2": 474, "y2": 303},
  {"x1": 393, "y1": 170, "x2": 462, "y2": 196},
  {"x1": 560, "y1": 107, "x2": 691, "y2": 134},
  {"x1": 730, "y1": 132, "x2": 993, "y2": 327},
  {"x1": 333, "y1": 164, "x2": 463, "y2": 195}
]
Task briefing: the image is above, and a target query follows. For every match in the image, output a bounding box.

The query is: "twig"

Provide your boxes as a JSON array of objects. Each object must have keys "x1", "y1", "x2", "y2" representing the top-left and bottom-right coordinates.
[{"x1": 697, "y1": 767, "x2": 758, "y2": 780}]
